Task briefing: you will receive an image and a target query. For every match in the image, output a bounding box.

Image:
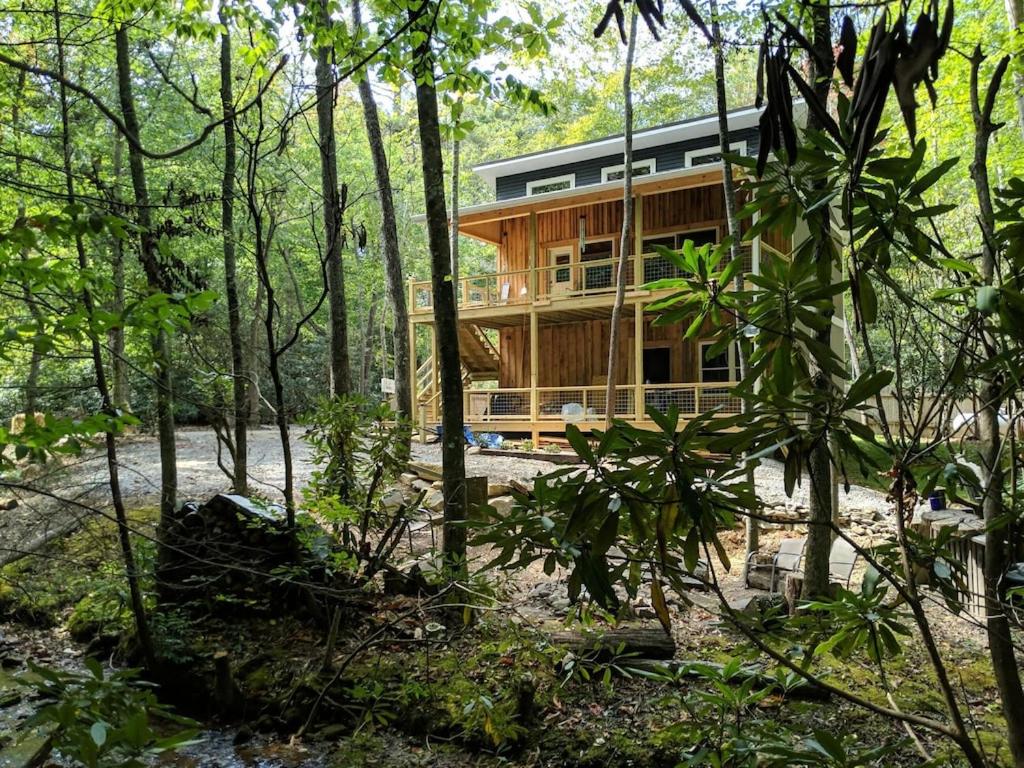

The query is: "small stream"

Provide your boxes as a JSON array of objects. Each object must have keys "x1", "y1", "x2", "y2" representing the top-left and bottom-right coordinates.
[
  {"x1": 156, "y1": 732, "x2": 329, "y2": 768},
  {"x1": 0, "y1": 624, "x2": 331, "y2": 768}
]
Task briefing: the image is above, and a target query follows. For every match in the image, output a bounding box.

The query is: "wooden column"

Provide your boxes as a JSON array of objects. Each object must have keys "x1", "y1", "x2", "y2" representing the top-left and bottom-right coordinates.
[
  {"x1": 528, "y1": 210, "x2": 539, "y2": 441},
  {"x1": 634, "y1": 301, "x2": 644, "y2": 421},
  {"x1": 528, "y1": 211, "x2": 538, "y2": 299},
  {"x1": 430, "y1": 326, "x2": 438, "y2": 423},
  {"x1": 633, "y1": 194, "x2": 644, "y2": 286},
  {"x1": 530, "y1": 310, "x2": 539, "y2": 440}
]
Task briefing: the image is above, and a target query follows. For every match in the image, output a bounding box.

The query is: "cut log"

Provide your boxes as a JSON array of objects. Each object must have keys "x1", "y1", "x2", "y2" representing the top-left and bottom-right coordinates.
[{"x1": 550, "y1": 627, "x2": 675, "y2": 660}]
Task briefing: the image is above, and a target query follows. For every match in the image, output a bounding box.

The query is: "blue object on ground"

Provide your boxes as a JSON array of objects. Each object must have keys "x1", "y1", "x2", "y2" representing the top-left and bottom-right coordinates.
[
  {"x1": 477, "y1": 432, "x2": 504, "y2": 449},
  {"x1": 463, "y1": 425, "x2": 479, "y2": 446}
]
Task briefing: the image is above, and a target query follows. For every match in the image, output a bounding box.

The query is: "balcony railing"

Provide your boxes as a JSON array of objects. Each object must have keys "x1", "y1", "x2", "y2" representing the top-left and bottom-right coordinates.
[
  {"x1": 409, "y1": 244, "x2": 755, "y2": 314},
  {"x1": 449, "y1": 382, "x2": 742, "y2": 424}
]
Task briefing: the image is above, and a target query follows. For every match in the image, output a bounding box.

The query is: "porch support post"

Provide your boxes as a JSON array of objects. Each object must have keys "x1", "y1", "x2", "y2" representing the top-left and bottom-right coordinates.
[
  {"x1": 530, "y1": 310, "x2": 539, "y2": 431},
  {"x1": 633, "y1": 194, "x2": 643, "y2": 287},
  {"x1": 634, "y1": 301, "x2": 644, "y2": 421},
  {"x1": 430, "y1": 325, "x2": 438, "y2": 425},
  {"x1": 528, "y1": 211, "x2": 538, "y2": 299}
]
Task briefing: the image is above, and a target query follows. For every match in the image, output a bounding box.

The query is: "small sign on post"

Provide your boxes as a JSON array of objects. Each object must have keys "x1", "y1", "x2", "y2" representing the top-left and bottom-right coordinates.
[{"x1": 380, "y1": 377, "x2": 396, "y2": 394}]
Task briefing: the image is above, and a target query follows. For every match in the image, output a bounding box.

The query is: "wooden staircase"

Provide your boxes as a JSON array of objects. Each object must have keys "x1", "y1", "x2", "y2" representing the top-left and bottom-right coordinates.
[{"x1": 416, "y1": 323, "x2": 500, "y2": 415}]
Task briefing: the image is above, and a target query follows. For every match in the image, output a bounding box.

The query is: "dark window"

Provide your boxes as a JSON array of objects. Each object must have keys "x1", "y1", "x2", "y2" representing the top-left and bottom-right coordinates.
[
  {"x1": 643, "y1": 348, "x2": 671, "y2": 384},
  {"x1": 700, "y1": 343, "x2": 735, "y2": 383},
  {"x1": 582, "y1": 240, "x2": 614, "y2": 290}
]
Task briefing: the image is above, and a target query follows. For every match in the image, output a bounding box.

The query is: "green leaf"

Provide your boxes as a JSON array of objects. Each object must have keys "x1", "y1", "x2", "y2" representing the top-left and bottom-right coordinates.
[
  {"x1": 976, "y1": 285, "x2": 999, "y2": 314},
  {"x1": 90, "y1": 721, "x2": 107, "y2": 747}
]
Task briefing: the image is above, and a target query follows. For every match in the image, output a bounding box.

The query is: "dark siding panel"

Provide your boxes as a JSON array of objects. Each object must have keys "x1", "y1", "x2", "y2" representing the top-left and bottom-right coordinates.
[{"x1": 494, "y1": 126, "x2": 759, "y2": 201}]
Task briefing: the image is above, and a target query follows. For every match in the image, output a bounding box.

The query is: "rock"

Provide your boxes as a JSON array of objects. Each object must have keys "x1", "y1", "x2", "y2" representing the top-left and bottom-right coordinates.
[
  {"x1": 412, "y1": 479, "x2": 433, "y2": 492},
  {"x1": 490, "y1": 495, "x2": 515, "y2": 515},
  {"x1": 488, "y1": 483, "x2": 511, "y2": 497},
  {"x1": 233, "y1": 725, "x2": 254, "y2": 746},
  {"x1": 381, "y1": 489, "x2": 406, "y2": 512},
  {"x1": 431, "y1": 480, "x2": 443, "y2": 490},
  {"x1": 467, "y1": 446, "x2": 482, "y2": 454},
  {"x1": 399, "y1": 472, "x2": 418, "y2": 486},
  {"x1": 422, "y1": 489, "x2": 445, "y2": 512}
]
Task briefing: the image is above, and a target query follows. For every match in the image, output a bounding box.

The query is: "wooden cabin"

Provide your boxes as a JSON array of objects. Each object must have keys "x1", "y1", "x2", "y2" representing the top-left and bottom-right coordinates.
[{"x1": 409, "y1": 106, "x2": 793, "y2": 440}]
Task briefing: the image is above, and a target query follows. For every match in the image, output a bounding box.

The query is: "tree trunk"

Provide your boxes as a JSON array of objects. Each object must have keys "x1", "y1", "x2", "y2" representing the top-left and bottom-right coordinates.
[
  {"x1": 707, "y1": 0, "x2": 758, "y2": 571},
  {"x1": 1005, "y1": 0, "x2": 1024, "y2": 140},
  {"x1": 108, "y1": 135, "x2": 129, "y2": 412},
  {"x1": 114, "y1": 24, "x2": 178, "y2": 531},
  {"x1": 248, "y1": 278, "x2": 264, "y2": 427},
  {"x1": 360, "y1": 293, "x2": 379, "y2": 394},
  {"x1": 410, "y1": 2, "x2": 466, "y2": 580},
  {"x1": 355, "y1": 68, "x2": 412, "y2": 426},
  {"x1": 604, "y1": 8, "x2": 637, "y2": 430},
  {"x1": 450, "y1": 134, "x2": 460, "y2": 322},
  {"x1": 11, "y1": 70, "x2": 43, "y2": 419},
  {"x1": 57, "y1": 4, "x2": 155, "y2": 668},
  {"x1": 970, "y1": 50, "x2": 1024, "y2": 768},
  {"x1": 799, "y1": 3, "x2": 836, "y2": 600},
  {"x1": 220, "y1": 7, "x2": 248, "y2": 495},
  {"x1": 314, "y1": 0, "x2": 350, "y2": 398}
]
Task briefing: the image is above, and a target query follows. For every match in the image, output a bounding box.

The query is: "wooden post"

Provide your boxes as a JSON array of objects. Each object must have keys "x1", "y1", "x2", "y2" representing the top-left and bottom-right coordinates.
[
  {"x1": 430, "y1": 326, "x2": 438, "y2": 423},
  {"x1": 634, "y1": 194, "x2": 644, "y2": 287},
  {"x1": 528, "y1": 211, "x2": 538, "y2": 300},
  {"x1": 530, "y1": 310, "x2": 539, "y2": 426},
  {"x1": 634, "y1": 301, "x2": 644, "y2": 421}
]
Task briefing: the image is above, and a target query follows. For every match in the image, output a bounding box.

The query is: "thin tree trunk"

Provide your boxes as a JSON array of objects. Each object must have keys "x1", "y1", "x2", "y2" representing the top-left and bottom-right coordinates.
[
  {"x1": 353, "y1": 0, "x2": 411, "y2": 429},
  {"x1": 706, "y1": 0, "x2": 758, "y2": 571},
  {"x1": 1005, "y1": 0, "x2": 1024, "y2": 140},
  {"x1": 114, "y1": 24, "x2": 178, "y2": 534},
  {"x1": 219, "y1": 6, "x2": 248, "y2": 495},
  {"x1": 410, "y1": 1, "x2": 466, "y2": 579},
  {"x1": 360, "y1": 293, "x2": 379, "y2": 394},
  {"x1": 56, "y1": 4, "x2": 155, "y2": 668},
  {"x1": 450, "y1": 134, "x2": 460, "y2": 323},
  {"x1": 970, "y1": 49, "x2": 1024, "y2": 768},
  {"x1": 799, "y1": 3, "x2": 836, "y2": 600},
  {"x1": 247, "y1": 278, "x2": 264, "y2": 427},
  {"x1": 11, "y1": 70, "x2": 44, "y2": 418},
  {"x1": 108, "y1": 135, "x2": 129, "y2": 412},
  {"x1": 604, "y1": 8, "x2": 638, "y2": 430},
  {"x1": 314, "y1": 0, "x2": 350, "y2": 398}
]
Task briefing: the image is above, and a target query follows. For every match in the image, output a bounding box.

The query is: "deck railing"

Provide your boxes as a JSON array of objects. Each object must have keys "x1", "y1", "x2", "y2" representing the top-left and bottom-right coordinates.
[
  {"x1": 409, "y1": 244, "x2": 756, "y2": 314},
  {"x1": 447, "y1": 381, "x2": 741, "y2": 424}
]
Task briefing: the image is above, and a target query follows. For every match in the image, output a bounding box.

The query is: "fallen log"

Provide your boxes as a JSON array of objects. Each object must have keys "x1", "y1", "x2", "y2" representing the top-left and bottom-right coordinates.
[{"x1": 550, "y1": 627, "x2": 675, "y2": 660}]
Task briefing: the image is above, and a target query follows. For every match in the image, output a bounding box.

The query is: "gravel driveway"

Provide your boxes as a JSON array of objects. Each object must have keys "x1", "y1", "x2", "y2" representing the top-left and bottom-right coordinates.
[{"x1": 0, "y1": 428, "x2": 892, "y2": 566}]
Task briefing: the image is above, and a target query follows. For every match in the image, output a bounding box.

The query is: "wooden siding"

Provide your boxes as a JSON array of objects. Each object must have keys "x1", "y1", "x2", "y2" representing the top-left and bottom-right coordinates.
[
  {"x1": 497, "y1": 186, "x2": 731, "y2": 274},
  {"x1": 495, "y1": 126, "x2": 760, "y2": 200},
  {"x1": 498, "y1": 317, "x2": 712, "y2": 389}
]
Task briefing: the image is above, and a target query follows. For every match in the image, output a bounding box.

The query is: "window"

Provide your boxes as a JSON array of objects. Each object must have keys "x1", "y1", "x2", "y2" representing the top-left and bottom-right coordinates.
[
  {"x1": 642, "y1": 228, "x2": 717, "y2": 283},
  {"x1": 581, "y1": 240, "x2": 614, "y2": 290},
  {"x1": 601, "y1": 158, "x2": 656, "y2": 182},
  {"x1": 683, "y1": 141, "x2": 748, "y2": 168},
  {"x1": 526, "y1": 174, "x2": 575, "y2": 196},
  {"x1": 699, "y1": 341, "x2": 737, "y2": 383}
]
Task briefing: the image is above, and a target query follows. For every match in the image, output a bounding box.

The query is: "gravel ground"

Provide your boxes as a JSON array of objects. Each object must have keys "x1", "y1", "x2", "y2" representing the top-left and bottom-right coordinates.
[{"x1": 1, "y1": 429, "x2": 891, "y2": 565}]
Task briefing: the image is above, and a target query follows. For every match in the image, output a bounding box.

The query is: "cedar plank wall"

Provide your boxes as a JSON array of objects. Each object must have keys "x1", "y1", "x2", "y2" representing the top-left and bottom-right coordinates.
[{"x1": 494, "y1": 185, "x2": 790, "y2": 390}]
